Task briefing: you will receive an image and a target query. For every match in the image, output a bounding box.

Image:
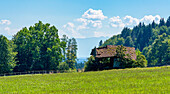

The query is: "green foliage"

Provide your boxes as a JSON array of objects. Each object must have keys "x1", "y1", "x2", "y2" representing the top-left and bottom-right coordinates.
[
  {"x1": 58, "y1": 62, "x2": 69, "y2": 71},
  {"x1": 66, "y1": 38, "x2": 78, "y2": 69},
  {"x1": 98, "y1": 40, "x2": 103, "y2": 47},
  {"x1": 61, "y1": 35, "x2": 68, "y2": 61},
  {"x1": 121, "y1": 27, "x2": 131, "y2": 38},
  {"x1": 0, "y1": 22, "x2": 77, "y2": 72},
  {"x1": 75, "y1": 62, "x2": 84, "y2": 70},
  {"x1": 144, "y1": 33, "x2": 170, "y2": 66},
  {"x1": 13, "y1": 21, "x2": 63, "y2": 72},
  {"x1": 0, "y1": 67, "x2": 169, "y2": 93},
  {"x1": 0, "y1": 35, "x2": 16, "y2": 74},
  {"x1": 135, "y1": 49, "x2": 147, "y2": 67},
  {"x1": 166, "y1": 16, "x2": 170, "y2": 27},
  {"x1": 124, "y1": 36, "x2": 134, "y2": 47},
  {"x1": 116, "y1": 45, "x2": 127, "y2": 60},
  {"x1": 84, "y1": 56, "x2": 97, "y2": 71},
  {"x1": 102, "y1": 16, "x2": 170, "y2": 66},
  {"x1": 86, "y1": 45, "x2": 147, "y2": 71},
  {"x1": 159, "y1": 18, "x2": 166, "y2": 27},
  {"x1": 115, "y1": 45, "x2": 135, "y2": 68},
  {"x1": 116, "y1": 37, "x2": 125, "y2": 45}
]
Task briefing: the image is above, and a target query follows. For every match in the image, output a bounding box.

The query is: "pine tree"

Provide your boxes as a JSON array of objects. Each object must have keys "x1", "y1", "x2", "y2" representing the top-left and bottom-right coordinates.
[
  {"x1": 166, "y1": 16, "x2": 170, "y2": 27},
  {"x1": 152, "y1": 20, "x2": 156, "y2": 28},
  {"x1": 124, "y1": 36, "x2": 134, "y2": 47},
  {"x1": 99, "y1": 40, "x2": 103, "y2": 47},
  {"x1": 159, "y1": 18, "x2": 166, "y2": 27}
]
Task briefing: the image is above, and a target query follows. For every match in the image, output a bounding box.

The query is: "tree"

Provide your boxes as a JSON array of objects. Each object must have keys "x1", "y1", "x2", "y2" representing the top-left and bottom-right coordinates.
[
  {"x1": 146, "y1": 33, "x2": 170, "y2": 66},
  {"x1": 121, "y1": 27, "x2": 131, "y2": 38},
  {"x1": 66, "y1": 38, "x2": 78, "y2": 69},
  {"x1": 135, "y1": 49, "x2": 147, "y2": 67},
  {"x1": 159, "y1": 18, "x2": 166, "y2": 27},
  {"x1": 58, "y1": 62, "x2": 69, "y2": 72},
  {"x1": 96, "y1": 17, "x2": 170, "y2": 67},
  {"x1": 84, "y1": 56, "x2": 97, "y2": 71},
  {"x1": 116, "y1": 37, "x2": 125, "y2": 45},
  {"x1": 61, "y1": 35, "x2": 68, "y2": 61},
  {"x1": 99, "y1": 40, "x2": 103, "y2": 47},
  {"x1": 13, "y1": 21, "x2": 63, "y2": 71},
  {"x1": 152, "y1": 21, "x2": 157, "y2": 28},
  {"x1": 124, "y1": 36, "x2": 134, "y2": 47},
  {"x1": 115, "y1": 45, "x2": 129, "y2": 68},
  {"x1": 0, "y1": 35, "x2": 16, "y2": 74},
  {"x1": 166, "y1": 16, "x2": 170, "y2": 27}
]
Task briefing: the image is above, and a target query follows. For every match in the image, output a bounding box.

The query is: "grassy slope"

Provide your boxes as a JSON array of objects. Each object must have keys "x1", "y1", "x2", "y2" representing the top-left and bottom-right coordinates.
[{"x1": 0, "y1": 67, "x2": 169, "y2": 94}]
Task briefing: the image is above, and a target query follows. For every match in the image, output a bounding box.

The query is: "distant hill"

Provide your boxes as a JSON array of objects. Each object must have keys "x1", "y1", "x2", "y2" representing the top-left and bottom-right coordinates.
[
  {"x1": 102, "y1": 17, "x2": 170, "y2": 66},
  {"x1": 76, "y1": 36, "x2": 108, "y2": 58}
]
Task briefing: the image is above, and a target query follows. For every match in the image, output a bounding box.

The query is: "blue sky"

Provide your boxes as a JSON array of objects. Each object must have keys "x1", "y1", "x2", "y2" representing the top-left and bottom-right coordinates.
[{"x1": 0, "y1": 0, "x2": 170, "y2": 57}]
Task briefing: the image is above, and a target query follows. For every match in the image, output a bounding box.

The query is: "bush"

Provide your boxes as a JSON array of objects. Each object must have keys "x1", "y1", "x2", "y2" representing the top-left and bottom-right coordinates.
[
  {"x1": 135, "y1": 49, "x2": 147, "y2": 67},
  {"x1": 58, "y1": 62, "x2": 69, "y2": 71},
  {"x1": 84, "y1": 56, "x2": 98, "y2": 71}
]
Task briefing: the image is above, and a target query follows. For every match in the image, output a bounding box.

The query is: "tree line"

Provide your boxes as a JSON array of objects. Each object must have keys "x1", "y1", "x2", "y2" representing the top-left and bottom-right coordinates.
[
  {"x1": 101, "y1": 16, "x2": 170, "y2": 66},
  {"x1": 0, "y1": 21, "x2": 77, "y2": 74}
]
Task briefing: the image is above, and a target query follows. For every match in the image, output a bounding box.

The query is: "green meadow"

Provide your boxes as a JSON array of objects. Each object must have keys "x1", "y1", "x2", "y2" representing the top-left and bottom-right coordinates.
[{"x1": 0, "y1": 66, "x2": 169, "y2": 94}]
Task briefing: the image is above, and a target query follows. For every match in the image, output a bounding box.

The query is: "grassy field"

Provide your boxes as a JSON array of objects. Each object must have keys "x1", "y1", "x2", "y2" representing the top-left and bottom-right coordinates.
[{"x1": 0, "y1": 66, "x2": 169, "y2": 94}]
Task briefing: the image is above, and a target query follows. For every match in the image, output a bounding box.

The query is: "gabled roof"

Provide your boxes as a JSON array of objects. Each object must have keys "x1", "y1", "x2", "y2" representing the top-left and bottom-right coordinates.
[{"x1": 91, "y1": 45, "x2": 136, "y2": 60}]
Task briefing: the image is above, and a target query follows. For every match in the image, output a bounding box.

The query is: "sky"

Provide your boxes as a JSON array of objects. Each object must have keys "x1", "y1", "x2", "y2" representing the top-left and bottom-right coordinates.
[{"x1": 0, "y1": 0, "x2": 170, "y2": 57}]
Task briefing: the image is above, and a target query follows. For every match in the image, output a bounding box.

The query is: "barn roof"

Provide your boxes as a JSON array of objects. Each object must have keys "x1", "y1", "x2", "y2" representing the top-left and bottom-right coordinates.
[{"x1": 91, "y1": 45, "x2": 136, "y2": 60}]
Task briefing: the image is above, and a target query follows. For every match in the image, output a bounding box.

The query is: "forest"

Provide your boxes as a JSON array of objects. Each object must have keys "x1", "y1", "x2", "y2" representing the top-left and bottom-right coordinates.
[
  {"x1": 0, "y1": 17, "x2": 170, "y2": 74},
  {"x1": 0, "y1": 21, "x2": 78, "y2": 74},
  {"x1": 101, "y1": 17, "x2": 170, "y2": 67}
]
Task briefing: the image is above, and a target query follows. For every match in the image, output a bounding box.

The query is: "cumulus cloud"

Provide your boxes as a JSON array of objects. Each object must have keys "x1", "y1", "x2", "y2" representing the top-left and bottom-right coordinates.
[
  {"x1": 76, "y1": 18, "x2": 89, "y2": 30},
  {"x1": 140, "y1": 15, "x2": 161, "y2": 24},
  {"x1": 62, "y1": 22, "x2": 85, "y2": 38},
  {"x1": 109, "y1": 15, "x2": 161, "y2": 28},
  {"x1": 60, "y1": 8, "x2": 162, "y2": 38},
  {"x1": 76, "y1": 8, "x2": 107, "y2": 30},
  {"x1": 76, "y1": 18, "x2": 102, "y2": 30},
  {"x1": 63, "y1": 22, "x2": 74, "y2": 28},
  {"x1": 109, "y1": 16, "x2": 125, "y2": 27},
  {"x1": 123, "y1": 15, "x2": 139, "y2": 27},
  {"x1": 0, "y1": 20, "x2": 11, "y2": 25},
  {"x1": 82, "y1": 8, "x2": 107, "y2": 20}
]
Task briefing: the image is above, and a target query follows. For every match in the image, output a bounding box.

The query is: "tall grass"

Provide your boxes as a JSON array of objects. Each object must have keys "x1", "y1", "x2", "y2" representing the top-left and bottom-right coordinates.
[{"x1": 0, "y1": 66, "x2": 169, "y2": 94}]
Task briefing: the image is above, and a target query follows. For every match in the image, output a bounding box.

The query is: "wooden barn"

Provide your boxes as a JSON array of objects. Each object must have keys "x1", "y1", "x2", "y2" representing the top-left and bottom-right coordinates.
[{"x1": 90, "y1": 45, "x2": 136, "y2": 68}]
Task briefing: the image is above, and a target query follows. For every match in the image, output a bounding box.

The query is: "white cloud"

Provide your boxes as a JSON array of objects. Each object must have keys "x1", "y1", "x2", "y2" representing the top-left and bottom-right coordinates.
[
  {"x1": 63, "y1": 22, "x2": 74, "y2": 28},
  {"x1": 0, "y1": 20, "x2": 11, "y2": 25},
  {"x1": 61, "y1": 8, "x2": 162, "y2": 38},
  {"x1": 4, "y1": 27, "x2": 10, "y2": 31},
  {"x1": 88, "y1": 20, "x2": 102, "y2": 28},
  {"x1": 82, "y1": 8, "x2": 107, "y2": 20},
  {"x1": 140, "y1": 15, "x2": 161, "y2": 24},
  {"x1": 109, "y1": 16, "x2": 125, "y2": 27},
  {"x1": 123, "y1": 15, "x2": 139, "y2": 27},
  {"x1": 62, "y1": 22, "x2": 85, "y2": 38},
  {"x1": 76, "y1": 8, "x2": 108, "y2": 30},
  {"x1": 109, "y1": 15, "x2": 161, "y2": 29},
  {"x1": 0, "y1": 27, "x2": 19, "y2": 36},
  {"x1": 76, "y1": 18, "x2": 89, "y2": 30},
  {"x1": 75, "y1": 8, "x2": 107, "y2": 30},
  {"x1": 76, "y1": 18, "x2": 102, "y2": 30}
]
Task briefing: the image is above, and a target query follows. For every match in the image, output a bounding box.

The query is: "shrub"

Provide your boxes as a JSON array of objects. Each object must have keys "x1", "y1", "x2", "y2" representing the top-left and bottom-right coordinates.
[{"x1": 58, "y1": 62, "x2": 69, "y2": 71}]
